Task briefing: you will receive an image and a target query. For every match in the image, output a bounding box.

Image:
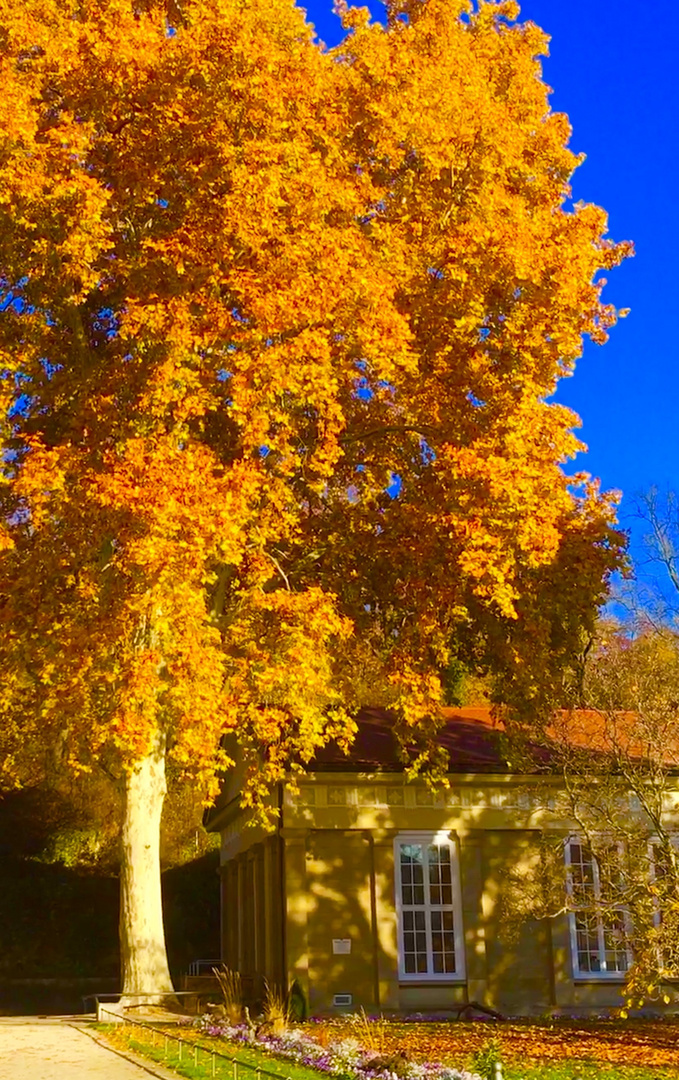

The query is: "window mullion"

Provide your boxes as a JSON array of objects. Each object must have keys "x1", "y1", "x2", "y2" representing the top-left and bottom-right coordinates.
[
  {"x1": 424, "y1": 900, "x2": 433, "y2": 977},
  {"x1": 592, "y1": 852, "x2": 607, "y2": 973},
  {"x1": 597, "y1": 916, "x2": 608, "y2": 973}
]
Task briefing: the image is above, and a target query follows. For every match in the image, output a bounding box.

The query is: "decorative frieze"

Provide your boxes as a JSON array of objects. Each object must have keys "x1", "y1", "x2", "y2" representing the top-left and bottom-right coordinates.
[
  {"x1": 415, "y1": 787, "x2": 434, "y2": 806},
  {"x1": 282, "y1": 780, "x2": 662, "y2": 817},
  {"x1": 357, "y1": 786, "x2": 377, "y2": 806},
  {"x1": 328, "y1": 786, "x2": 347, "y2": 805},
  {"x1": 286, "y1": 782, "x2": 550, "y2": 811}
]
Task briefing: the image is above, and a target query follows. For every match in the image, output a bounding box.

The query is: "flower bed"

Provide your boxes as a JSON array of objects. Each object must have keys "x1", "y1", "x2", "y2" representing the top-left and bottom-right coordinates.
[{"x1": 197, "y1": 1018, "x2": 482, "y2": 1080}]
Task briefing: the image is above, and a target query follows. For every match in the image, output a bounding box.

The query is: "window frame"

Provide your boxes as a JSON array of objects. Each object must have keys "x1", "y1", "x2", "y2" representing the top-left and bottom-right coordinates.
[
  {"x1": 564, "y1": 835, "x2": 633, "y2": 981},
  {"x1": 648, "y1": 834, "x2": 679, "y2": 976},
  {"x1": 394, "y1": 830, "x2": 466, "y2": 983}
]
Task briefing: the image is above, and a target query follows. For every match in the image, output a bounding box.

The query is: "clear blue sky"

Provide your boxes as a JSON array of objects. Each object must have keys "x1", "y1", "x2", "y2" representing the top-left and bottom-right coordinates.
[{"x1": 304, "y1": 0, "x2": 675, "y2": 563}]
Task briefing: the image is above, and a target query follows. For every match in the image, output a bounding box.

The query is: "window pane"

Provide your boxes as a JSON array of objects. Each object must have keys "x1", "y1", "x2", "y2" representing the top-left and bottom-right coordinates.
[
  {"x1": 401, "y1": 846, "x2": 425, "y2": 908},
  {"x1": 603, "y1": 914, "x2": 629, "y2": 973},
  {"x1": 401, "y1": 901, "x2": 428, "y2": 974},
  {"x1": 427, "y1": 844, "x2": 452, "y2": 906},
  {"x1": 401, "y1": 845, "x2": 423, "y2": 870},
  {"x1": 401, "y1": 907, "x2": 423, "y2": 976},
  {"x1": 575, "y1": 914, "x2": 601, "y2": 972},
  {"x1": 431, "y1": 910, "x2": 442, "y2": 953},
  {"x1": 568, "y1": 839, "x2": 630, "y2": 977},
  {"x1": 431, "y1": 908, "x2": 456, "y2": 974},
  {"x1": 569, "y1": 842, "x2": 596, "y2": 899}
]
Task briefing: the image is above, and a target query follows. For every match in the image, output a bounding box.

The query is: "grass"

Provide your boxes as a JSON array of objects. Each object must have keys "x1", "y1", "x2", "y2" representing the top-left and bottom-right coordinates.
[
  {"x1": 213, "y1": 966, "x2": 243, "y2": 1027},
  {"x1": 502, "y1": 1066, "x2": 678, "y2": 1080},
  {"x1": 102, "y1": 1018, "x2": 679, "y2": 1080},
  {"x1": 103, "y1": 1024, "x2": 338, "y2": 1080}
]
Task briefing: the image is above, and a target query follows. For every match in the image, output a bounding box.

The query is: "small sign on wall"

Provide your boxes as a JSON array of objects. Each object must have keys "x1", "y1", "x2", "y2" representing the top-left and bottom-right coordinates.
[{"x1": 332, "y1": 938, "x2": 352, "y2": 954}]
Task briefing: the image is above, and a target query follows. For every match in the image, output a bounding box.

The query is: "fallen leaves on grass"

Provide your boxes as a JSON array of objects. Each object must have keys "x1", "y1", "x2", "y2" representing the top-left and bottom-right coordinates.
[{"x1": 301, "y1": 1020, "x2": 679, "y2": 1069}]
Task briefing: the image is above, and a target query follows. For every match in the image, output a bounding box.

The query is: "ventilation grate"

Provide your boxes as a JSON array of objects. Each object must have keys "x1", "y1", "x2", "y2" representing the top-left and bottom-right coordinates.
[{"x1": 332, "y1": 993, "x2": 353, "y2": 1007}]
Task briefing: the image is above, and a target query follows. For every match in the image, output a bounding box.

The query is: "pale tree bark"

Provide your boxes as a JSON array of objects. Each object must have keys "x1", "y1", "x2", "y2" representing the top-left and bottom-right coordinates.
[{"x1": 119, "y1": 727, "x2": 174, "y2": 1000}]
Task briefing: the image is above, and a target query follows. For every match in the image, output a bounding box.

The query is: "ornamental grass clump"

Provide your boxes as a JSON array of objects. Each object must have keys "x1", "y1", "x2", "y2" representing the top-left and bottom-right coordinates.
[
  {"x1": 212, "y1": 966, "x2": 243, "y2": 1027},
  {"x1": 262, "y1": 981, "x2": 290, "y2": 1036},
  {"x1": 349, "y1": 1010, "x2": 389, "y2": 1055}
]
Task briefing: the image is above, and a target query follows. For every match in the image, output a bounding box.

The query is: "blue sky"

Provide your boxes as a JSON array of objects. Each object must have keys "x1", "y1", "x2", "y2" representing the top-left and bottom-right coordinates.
[{"x1": 304, "y1": 0, "x2": 675, "y2": 567}]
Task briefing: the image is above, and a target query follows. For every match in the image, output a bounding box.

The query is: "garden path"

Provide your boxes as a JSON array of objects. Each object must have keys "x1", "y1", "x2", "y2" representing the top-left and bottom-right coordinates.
[{"x1": 0, "y1": 1017, "x2": 174, "y2": 1079}]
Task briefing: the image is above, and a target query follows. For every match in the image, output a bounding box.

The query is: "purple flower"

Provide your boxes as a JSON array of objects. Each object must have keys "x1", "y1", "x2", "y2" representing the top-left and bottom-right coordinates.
[{"x1": 195, "y1": 1014, "x2": 480, "y2": 1080}]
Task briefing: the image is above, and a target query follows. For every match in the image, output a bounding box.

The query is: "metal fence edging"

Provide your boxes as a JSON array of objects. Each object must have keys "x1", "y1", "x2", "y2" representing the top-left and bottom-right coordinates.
[{"x1": 99, "y1": 1007, "x2": 297, "y2": 1080}]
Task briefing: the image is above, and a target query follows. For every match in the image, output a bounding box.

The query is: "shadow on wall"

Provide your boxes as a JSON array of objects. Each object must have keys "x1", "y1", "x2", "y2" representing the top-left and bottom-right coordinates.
[
  {"x1": 287, "y1": 802, "x2": 554, "y2": 1016},
  {"x1": 482, "y1": 831, "x2": 552, "y2": 1015},
  {"x1": 291, "y1": 804, "x2": 411, "y2": 1015}
]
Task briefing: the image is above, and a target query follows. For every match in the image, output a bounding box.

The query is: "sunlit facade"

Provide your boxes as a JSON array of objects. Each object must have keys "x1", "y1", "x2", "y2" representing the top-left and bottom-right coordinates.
[{"x1": 205, "y1": 708, "x2": 679, "y2": 1017}]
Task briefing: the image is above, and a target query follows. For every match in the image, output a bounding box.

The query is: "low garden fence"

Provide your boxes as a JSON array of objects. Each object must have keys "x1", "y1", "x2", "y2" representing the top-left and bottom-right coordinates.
[{"x1": 99, "y1": 1008, "x2": 295, "y2": 1080}]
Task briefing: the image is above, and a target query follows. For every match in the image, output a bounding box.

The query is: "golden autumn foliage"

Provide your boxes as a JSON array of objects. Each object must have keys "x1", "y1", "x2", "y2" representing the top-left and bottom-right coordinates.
[{"x1": 0, "y1": 0, "x2": 630, "y2": 800}]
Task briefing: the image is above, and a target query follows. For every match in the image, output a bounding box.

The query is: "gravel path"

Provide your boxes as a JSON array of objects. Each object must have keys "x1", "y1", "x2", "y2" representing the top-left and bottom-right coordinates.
[{"x1": 0, "y1": 1018, "x2": 171, "y2": 1079}]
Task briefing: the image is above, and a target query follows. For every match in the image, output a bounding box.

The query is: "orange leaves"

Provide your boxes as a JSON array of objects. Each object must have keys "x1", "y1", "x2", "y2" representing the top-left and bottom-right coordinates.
[
  {"x1": 93, "y1": 437, "x2": 264, "y2": 575},
  {"x1": 0, "y1": 0, "x2": 630, "y2": 806},
  {"x1": 304, "y1": 1017, "x2": 679, "y2": 1070}
]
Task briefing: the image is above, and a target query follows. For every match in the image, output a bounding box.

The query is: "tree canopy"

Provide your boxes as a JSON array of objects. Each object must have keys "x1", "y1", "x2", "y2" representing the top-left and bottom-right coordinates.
[{"x1": 0, "y1": 0, "x2": 629, "y2": 991}]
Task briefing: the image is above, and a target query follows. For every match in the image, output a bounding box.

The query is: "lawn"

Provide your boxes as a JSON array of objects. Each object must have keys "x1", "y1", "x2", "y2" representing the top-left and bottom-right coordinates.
[
  {"x1": 301, "y1": 1018, "x2": 679, "y2": 1078},
  {"x1": 103, "y1": 1023, "x2": 334, "y2": 1080},
  {"x1": 104, "y1": 1017, "x2": 679, "y2": 1080}
]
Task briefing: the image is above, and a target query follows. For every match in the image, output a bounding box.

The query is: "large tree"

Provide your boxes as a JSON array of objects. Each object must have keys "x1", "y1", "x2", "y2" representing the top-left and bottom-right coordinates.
[{"x1": 0, "y1": 0, "x2": 629, "y2": 996}]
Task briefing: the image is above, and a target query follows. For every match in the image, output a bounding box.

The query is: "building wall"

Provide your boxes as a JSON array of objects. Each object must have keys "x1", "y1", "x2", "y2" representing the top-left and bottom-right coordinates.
[
  {"x1": 214, "y1": 773, "x2": 679, "y2": 1016},
  {"x1": 279, "y1": 824, "x2": 551, "y2": 1016},
  {"x1": 219, "y1": 830, "x2": 285, "y2": 999},
  {"x1": 477, "y1": 830, "x2": 552, "y2": 1014}
]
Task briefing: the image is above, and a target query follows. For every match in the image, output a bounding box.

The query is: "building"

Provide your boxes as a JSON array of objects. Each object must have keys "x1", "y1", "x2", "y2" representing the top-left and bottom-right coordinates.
[{"x1": 204, "y1": 707, "x2": 678, "y2": 1016}]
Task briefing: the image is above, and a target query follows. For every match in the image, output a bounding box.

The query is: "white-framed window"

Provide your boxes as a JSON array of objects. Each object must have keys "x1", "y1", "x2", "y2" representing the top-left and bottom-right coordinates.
[
  {"x1": 565, "y1": 837, "x2": 632, "y2": 979},
  {"x1": 394, "y1": 831, "x2": 465, "y2": 981},
  {"x1": 649, "y1": 836, "x2": 679, "y2": 975}
]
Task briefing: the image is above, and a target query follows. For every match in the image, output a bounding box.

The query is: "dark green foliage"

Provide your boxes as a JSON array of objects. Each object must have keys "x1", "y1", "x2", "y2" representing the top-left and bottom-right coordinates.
[
  {"x1": 287, "y1": 979, "x2": 308, "y2": 1022},
  {"x1": 0, "y1": 850, "x2": 220, "y2": 983},
  {"x1": 0, "y1": 856, "x2": 119, "y2": 980},
  {"x1": 163, "y1": 852, "x2": 221, "y2": 978}
]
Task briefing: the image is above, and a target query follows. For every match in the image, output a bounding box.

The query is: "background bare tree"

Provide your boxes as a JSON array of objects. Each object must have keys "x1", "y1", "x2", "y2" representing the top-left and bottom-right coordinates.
[{"x1": 502, "y1": 492, "x2": 679, "y2": 1010}]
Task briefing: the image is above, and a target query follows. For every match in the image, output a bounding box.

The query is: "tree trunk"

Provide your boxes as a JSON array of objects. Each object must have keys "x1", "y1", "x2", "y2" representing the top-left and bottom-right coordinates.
[{"x1": 119, "y1": 728, "x2": 174, "y2": 1000}]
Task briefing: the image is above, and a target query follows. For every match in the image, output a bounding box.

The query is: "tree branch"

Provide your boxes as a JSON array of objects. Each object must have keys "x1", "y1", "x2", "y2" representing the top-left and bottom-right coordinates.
[{"x1": 340, "y1": 423, "x2": 437, "y2": 445}]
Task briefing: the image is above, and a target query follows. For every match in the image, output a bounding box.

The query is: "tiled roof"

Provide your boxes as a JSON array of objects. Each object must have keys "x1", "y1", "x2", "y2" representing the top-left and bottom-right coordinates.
[
  {"x1": 310, "y1": 705, "x2": 679, "y2": 774},
  {"x1": 311, "y1": 706, "x2": 510, "y2": 773}
]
